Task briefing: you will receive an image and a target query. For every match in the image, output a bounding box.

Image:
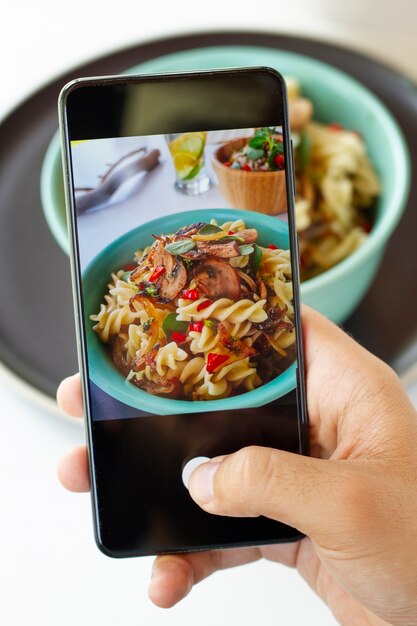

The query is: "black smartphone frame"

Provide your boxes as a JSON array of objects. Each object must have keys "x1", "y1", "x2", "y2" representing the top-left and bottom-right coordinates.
[{"x1": 59, "y1": 67, "x2": 309, "y2": 558}]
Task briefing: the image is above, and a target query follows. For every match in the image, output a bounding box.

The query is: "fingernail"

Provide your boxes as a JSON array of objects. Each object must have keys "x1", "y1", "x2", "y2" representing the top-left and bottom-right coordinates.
[{"x1": 189, "y1": 461, "x2": 220, "y2": 503}]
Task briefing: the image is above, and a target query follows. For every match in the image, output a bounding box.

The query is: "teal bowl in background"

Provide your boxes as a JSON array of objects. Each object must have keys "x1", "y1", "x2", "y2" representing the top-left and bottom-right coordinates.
[
  {"x1": 84, "y1": 208, "x2": 296, "y2": 415},
  {"x1": 41, "y1": 46, "x2": 411, "y2": 323},
  {"x1": 42, "y1": 131, "x2": 67, "y2": 252}
]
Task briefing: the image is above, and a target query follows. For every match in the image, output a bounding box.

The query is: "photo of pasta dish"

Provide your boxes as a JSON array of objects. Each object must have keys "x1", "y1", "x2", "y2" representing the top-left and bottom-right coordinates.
[{"x1": 90, "y1": 218, "x2": 296, "y2": 401}]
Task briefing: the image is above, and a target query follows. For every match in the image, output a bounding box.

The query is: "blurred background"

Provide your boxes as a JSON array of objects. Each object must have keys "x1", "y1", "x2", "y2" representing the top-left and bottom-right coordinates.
[{"x1": 1, "y1": 1, "x2": 417, "y2": 625}]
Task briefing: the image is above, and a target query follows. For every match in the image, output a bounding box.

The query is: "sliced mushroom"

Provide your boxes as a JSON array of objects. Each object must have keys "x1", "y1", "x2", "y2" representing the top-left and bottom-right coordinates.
[
  {"x1": 173, "y1": 222, "x2": 206, "y2": 241},
  {"x1": 236, "y1": 228, "x2": 258, "y2": 244},
  {"x1": 237, "y1": 270, "x2": 257, "y2": 293},
  {"x1": 131, "y1": 374, "x2": 181, "y2": 397},
  {"x1": 151, "y1": 240, "x2": 167, "y2": 266},
  {"x1": 161, "y1": 259, "x2": 188, "y2": 302},
  {"x1": 180, "y1": 248, "x2": 207, "y2": 261},
  {"x1": 254, "y1": 304, "x2": 293, "y2": 334},
  {"x1": 193, "y1": 257, "x2": 241, "y2": 300},
  {"x1": 130, "y1": 264, "x2": 150, "y2": 284},
  {"x1": 110, "y1": 336, "x2": 131, "y2": 377},
  {"x1": 195, "y1": 240, "x2": 241, "y2": 258},
  {"x1": 152, "y1": 240, "x2": 187, "y2": 301},
  {"x1": 257, "y1": 279, "x2": 267, "y2": 300},
  {"x1": 181, "y1": 248, "x2": 207, "y2": 261}
]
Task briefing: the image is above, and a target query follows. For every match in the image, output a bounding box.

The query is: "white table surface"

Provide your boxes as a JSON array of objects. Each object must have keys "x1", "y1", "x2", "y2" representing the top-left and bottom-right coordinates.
[{"x1": 2, "y1": 3, "x2": 417, "y2": 625}]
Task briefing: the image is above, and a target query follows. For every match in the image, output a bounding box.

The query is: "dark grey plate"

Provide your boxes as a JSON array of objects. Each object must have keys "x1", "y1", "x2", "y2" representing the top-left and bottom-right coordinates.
[{"x1": 1, "y1": 31, "x2": 417, "y2": 400}]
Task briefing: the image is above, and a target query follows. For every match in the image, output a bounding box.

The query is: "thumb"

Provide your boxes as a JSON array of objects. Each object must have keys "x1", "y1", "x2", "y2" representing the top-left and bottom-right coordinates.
[{"x1": 188, "y1": 446, "x2": 364, "y2": 541}]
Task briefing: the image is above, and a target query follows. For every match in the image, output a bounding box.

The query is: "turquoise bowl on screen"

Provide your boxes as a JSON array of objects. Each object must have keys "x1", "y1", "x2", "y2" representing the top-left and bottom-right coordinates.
[
  {"x1": 41, "y1": 46, "x2": 410, "y2": 323},
  {"x1": 83, "y1": 208, "x2": 296, "y2": 415}
]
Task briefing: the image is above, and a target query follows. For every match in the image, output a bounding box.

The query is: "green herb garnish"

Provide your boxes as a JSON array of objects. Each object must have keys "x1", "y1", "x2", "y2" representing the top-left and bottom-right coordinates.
[
  {"x1": 197, "y1": 223, "x2": 224, "y2": 236},
  {"x1": 120, "y1": 270, "x2": 133, "y2": 282},
  {"x1": 162, "y1": 312, "x2": 189, "y2": 338},
  {"x1": 165, "y1": 239, "x2": 196, "y2": 255},
  {"x1": 251, "y1": 244, "x2": 263, "y2": 276},
  {"x1": 221, "y1": 235, "x2": 245, "y2": 243},
  {"x1": 138, "y1": 283, "x2": 159, "y2": 297},
  {"x1": 203, "y1": 319, "x2": 218, "y2": 330},
  {"x1": 145, "y1": 284, "x2": 159, "y2": 297},
  {"x1": 182, "y1": 257, "x2": 194, "y2": 269},
  {"x1": 142, "y1": 317, "x2": 154, "y2": 332},
  {"x1": 238, "y1": 244, "x2": 254, "y2": 256}
]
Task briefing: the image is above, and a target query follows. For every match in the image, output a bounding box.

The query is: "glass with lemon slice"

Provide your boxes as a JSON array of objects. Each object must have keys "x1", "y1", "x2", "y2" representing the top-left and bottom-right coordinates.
[{"x1": 166, "y1": 132, "x2": 211, "y2": 195}]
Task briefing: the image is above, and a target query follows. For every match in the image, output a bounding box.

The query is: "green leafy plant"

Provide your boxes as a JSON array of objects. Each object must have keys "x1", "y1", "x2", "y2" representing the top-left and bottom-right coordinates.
[{"x1": 248, "y1": 127, "x2": 284, "y2": 171}]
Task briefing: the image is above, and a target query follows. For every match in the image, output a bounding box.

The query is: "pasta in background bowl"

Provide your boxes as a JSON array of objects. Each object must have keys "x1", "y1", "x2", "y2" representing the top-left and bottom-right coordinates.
[
  {"x1": 83, "y1": 209, "x2": 297, "y2": 415},
  {"x1": 42, "y1": 48, "x2": 410, "y2": 325}
]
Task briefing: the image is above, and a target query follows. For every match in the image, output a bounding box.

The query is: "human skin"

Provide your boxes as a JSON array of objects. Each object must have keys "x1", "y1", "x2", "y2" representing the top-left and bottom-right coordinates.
[{"x1": 57, "y1": 306, "x2": 417, "y2": 626}]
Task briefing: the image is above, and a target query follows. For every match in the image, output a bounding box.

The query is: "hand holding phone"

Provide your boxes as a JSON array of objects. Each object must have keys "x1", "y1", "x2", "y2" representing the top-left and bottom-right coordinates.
[{"x1": 57, "y1": 304, "x2": 417, "y2": 626}]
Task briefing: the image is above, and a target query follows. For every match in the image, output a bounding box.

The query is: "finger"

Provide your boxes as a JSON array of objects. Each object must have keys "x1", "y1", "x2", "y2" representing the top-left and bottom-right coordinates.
[
  {"x1": 188, "y1": 445, "x2": 362, "y2": 543},
  {"x1": 57, "y1": 445, "x2": 90, "y2": 492},
  {"x1": 149, "y1": 546, "x2": 261, "y2": 608},
  {"x1": 56, "y1": 373, "x2": 83, "y2": 418}
]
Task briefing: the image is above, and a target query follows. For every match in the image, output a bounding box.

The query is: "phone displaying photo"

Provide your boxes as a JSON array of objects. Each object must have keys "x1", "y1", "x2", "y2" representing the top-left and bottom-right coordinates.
[{"x1": 59, "y1": 68, "x2": 308, "y2": 557}]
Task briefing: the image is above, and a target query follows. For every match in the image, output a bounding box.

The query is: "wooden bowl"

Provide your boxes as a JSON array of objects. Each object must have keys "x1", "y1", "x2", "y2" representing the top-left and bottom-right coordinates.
[{"x1": 212, "y1": 138, "x2": 287, "y2": 215}]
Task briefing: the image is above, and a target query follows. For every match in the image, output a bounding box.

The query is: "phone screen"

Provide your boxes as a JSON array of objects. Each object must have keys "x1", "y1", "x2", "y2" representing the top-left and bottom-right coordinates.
[{"x1": 61, "y1": 69, "x2": 308, "y2": 557}]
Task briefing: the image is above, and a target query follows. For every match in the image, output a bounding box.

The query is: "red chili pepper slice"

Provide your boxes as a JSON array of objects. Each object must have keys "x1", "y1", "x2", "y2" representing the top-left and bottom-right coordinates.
[
  {"x1": 242, "y1": 164, "x2": 252, "y2": 171},
  {"x1": 267, "y1": 244, "x2": 278, "y2": 250},
  {"x1": 171, "y1": 331, "x2": 187, "y2": 343},
  {"x1": 122, "y1": 263, "x2": 137, "y2": 271},
  {"x1": 149, "y1": 265, "x2": 166, "y2": 282},
  {"x1": 197, "y1": 299, "x2": 212, "y2": 312},
  {"x1": 228, "y1": 230, "x2": 235, "y2": 235},
  {"x1": 328, "y1": 122, "x2": 343, "y2": 132},
  {"x1": 182, "y1": 289, "x2": 200, "y2": 301},
  {"x1": 223, "y1": 161, "x2": 232, "y2": 167},
  {"x1": 189, "y1": 321, "x2": 204, "y2": 333},
  {"x1": 206, "y1": 353, "x2": 229, "y2": 373}
]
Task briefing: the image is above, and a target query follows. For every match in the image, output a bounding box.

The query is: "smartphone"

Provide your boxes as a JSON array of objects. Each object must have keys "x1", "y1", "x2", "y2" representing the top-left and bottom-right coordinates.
[{"x1": 59, "y1": 67, "x2": 309, "y2": 558}]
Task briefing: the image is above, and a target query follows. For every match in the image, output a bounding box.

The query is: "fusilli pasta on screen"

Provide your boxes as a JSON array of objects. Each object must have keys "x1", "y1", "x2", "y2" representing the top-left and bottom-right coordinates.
[{"x1": 91, "y1": 218, "x2": 296, "y2": 401}]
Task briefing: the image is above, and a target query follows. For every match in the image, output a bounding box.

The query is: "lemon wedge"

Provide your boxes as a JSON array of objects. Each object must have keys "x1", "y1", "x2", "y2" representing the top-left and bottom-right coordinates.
[{"x1": 169, "y1": 132, "x2": 206, "y2": 180}]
